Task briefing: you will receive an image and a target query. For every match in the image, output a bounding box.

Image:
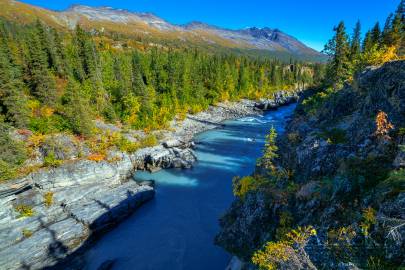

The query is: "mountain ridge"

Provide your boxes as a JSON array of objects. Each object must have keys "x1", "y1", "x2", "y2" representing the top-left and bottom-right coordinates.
[{"x1": 0, "y1": 0, "x2": 326, "y2": 61}]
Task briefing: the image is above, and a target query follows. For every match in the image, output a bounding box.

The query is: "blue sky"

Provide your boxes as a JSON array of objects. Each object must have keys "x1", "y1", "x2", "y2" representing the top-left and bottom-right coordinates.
[{"x1": 23, "y1": 0, "x2": 398, "y2": 51}]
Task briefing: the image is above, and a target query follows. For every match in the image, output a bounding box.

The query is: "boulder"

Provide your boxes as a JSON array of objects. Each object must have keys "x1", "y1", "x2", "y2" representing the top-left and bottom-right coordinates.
[{"x1": 163, "y1": 139, "x2": 184, "y2": 148}]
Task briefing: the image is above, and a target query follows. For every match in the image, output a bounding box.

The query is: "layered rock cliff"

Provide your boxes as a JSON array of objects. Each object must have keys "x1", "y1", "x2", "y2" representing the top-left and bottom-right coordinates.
[
  {"x1": 216, "y1": 60, "x2": 405, "y2": 269},
  {"x1": 0, "y1": 90, "x2": 300, "y2": 269}
]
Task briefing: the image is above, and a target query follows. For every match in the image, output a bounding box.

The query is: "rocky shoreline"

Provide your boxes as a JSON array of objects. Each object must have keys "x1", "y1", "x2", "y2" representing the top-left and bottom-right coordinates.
[
  {"x1": 0, "y1": 90, "x2": 300, "y2": 270},
  {"x1": 216, "y1": 61, "x2": 405, "y2": 270}
]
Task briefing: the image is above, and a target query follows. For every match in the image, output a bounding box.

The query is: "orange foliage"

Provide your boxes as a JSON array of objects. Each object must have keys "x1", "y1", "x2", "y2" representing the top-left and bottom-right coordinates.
[
  {"x1": 382, "y1": 46, "x2": 399, "y2": 62},
  {"x1": 87, "y1": 154, "x2": 106, "y2": 162},
  {"x1": 27, "y1": 134, "x2": 45, "y2": 148},
  {"x1": 375, "y1": 111, "x2": 394, "y2": 138},
  {"x1": 40, "y1": 107, "x2": 55, "y2": 117}
]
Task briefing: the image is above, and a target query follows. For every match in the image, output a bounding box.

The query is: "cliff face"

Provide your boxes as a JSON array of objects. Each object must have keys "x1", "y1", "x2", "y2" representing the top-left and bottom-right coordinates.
[
  {"x1": 216, "y1": 60, "x2": 405, "y2": 269},
  {"x1": 0, "y1": 91, "x2": 300, "y2": 270}
]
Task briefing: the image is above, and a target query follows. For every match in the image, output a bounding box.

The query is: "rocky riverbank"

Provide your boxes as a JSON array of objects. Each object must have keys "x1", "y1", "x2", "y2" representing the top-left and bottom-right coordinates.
[
  {"x1": 216, "y1": 61, "x2": 405, "y2": 269},
  {"x1": 0, "y1": 90, "x2": 300, "y2": 270}
]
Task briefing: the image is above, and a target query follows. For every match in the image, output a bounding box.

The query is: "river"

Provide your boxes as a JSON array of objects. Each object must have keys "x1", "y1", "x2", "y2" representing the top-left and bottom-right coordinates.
[{"x1": 84, "y1": 104, "x2": 296, "y2": 270}]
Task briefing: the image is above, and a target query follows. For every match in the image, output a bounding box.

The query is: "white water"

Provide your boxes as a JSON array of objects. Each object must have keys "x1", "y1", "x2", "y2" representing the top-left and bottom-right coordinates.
[{"x1": 84, "y1": 104, "x2": 296, "y2": 270}]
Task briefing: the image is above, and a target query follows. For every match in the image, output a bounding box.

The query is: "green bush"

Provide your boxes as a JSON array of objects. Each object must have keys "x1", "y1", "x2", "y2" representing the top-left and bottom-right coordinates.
[
  {"x1": 0, "y1": 123, "x2": 27, "y2": 165},
  {"x1": 140, "y1": 134, "x2": 158, "y2": 148},
  {"x1": 380, "y1": 169, "x2": 405, "y2": 196},
  {"x1": 29, "y1": 114, "x2": 70, "y2": 134},
  {"x1": 0, "y1": 121, "x2": 27, "y2": 181},
  {"x1": 398, "y1": 128, "x2": 405, "y2": 136},
  {"x1": 22, "y1": 228, "x2": 33, "y2": 238},
  {"x1": 232, "y1": 175, "x2": 267, "y2": 199},
  {"x1": 0, "y1": 160, "x2": 17, "y2": 182},
  {"x1": 15, "y1": 204, "x2": 35, "y2": 218},
  {"x1": 302, "y1": 88, "x2": 335, "y2": 116},
  {"x1": 345, "y1": 156, "x2": 392, "y2": 192},
  {"x1": 116, "y1": 136, "x2": 140, "y2": 153},
  {"x1": 319, "y1": 128, "x2": 347, "y2": 144},
  {"x1": 43, "y1": 152, "x2": 63, "y2": 167},
  {"x1": 43, "y1": 192, "x2": 54, "y2": 207}
]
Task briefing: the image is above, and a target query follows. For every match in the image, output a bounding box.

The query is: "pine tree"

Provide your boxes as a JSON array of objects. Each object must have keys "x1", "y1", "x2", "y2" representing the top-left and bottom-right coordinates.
[
  {"x1": 62, "y1": 78, "x2": 94, "y2": 136},
  {"x1": 131, "y1": 52, "x2": 148, "y2": 105},
  {"x1": 382, "y1": 13, "x2": 394, "y2": 46},
  {"x1": 73, "y1": 25, "x2": 101, "y2": 81},
  {"x1": 27, "y1": 27, "x2": 57, "y2": 106},
  {"x1": 0, "y1": 31, "x2": 29, "y2": 127},
  {"x1": 238, "y1": 61, "x2": 250, "y2": 95},
  {"x1": 260, "y1": 127, "x2": 279, "y2": 170},
  {"x1": 350, "y1": 20, "x2": 362, "y2": 61},
  {"x1": 49, "y1": 28, "x2": 67, "y2": 77},
  {"x1": 370, "y1": 22, "x2": 382, "y2": 46},
  {"x1": 390, "y1": 0, "x2": 405, "y2": 54},
  {"x1": 323, "y1": 21, "x2": 351, "y2": 86},
  {"x1": 362, "y1": 31, "x2": 373, "y2": 52}
]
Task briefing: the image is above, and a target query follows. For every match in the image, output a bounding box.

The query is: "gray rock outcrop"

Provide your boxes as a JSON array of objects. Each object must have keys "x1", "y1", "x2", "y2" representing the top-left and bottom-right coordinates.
[
  {"x1": 216, "y1": 61, "x2": 405, "y2": 269},
  {"x1": 0, "y1": 158, "x2": 154, "y2": 270},
  {"x1": 0, "y1": 89, "x2": 300, "y2": 269}
]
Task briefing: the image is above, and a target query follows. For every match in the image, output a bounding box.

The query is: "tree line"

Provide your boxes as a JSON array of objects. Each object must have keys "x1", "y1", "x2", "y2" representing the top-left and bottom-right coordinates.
[
  {"x1": 323, "y1": 0, "x2": 404, "y2": 87},
  {"x1": 0, "y1": 18, "x2": 322, "y2": 136}
]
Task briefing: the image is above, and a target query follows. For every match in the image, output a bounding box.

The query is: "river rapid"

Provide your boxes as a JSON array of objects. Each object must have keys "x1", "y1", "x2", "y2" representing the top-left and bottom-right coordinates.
[{"x1": 84, "y1": 104, "x2": 296, "y2": 270}]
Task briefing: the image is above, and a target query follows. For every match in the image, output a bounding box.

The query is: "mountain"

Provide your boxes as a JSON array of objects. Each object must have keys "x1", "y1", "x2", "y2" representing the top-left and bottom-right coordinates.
[{"x1": 0, "y1": 0, "x2": 326, "y2": 61}]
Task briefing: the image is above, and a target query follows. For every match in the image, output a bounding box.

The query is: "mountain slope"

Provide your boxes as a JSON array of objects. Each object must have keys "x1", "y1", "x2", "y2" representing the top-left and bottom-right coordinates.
[{"x1": 0, "y1": 0, "x2": 326, "y2": 61}]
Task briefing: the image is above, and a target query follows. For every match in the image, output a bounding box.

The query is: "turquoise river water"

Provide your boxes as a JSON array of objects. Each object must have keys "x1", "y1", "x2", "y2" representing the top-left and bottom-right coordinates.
[{"x1": 84, "y1": 104, "x2": 296, "y2": 270}]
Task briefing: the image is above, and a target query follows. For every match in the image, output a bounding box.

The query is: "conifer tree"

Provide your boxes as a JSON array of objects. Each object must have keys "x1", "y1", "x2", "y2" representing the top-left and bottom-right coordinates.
[
  {"x1": 350, "y1": 20, "x2": 362, "y2": 61},
  {"x1": 382, "y1": 13, "x2": 394, "y2": 46},
  {"x1": 49, "y1": 28, "x2": 67, "y2": 77},
  {"x1": 390, "y1": 0, "x2": 405, "y2": 54},
  {"x1": 362, "y1": 31, "x2": 373, "y2": 52},
  {"x1": 27, "y1": 26, "x2": 57, "y2": 106},
  {"x1": 260, "y1": 127, "x2": 279, "y2": 170},
  {"x1": 0, "y1": 32, "x2": 29, "y2": 127},
  {"x1": 131, "y1": 52, "x2": 148, "y2": 106},
  {"x1": 62, "y1": 78, "x2": 94, "y2": 136},
  {"x1": 74, "y1": 25, "x2": 101, "y2": 81},
  {"x1": 323, "y1": 22, "x2": 351, "y2": 86},
  {"x1": 370, "y1": 22, "x2": 382, "y2": 46}
]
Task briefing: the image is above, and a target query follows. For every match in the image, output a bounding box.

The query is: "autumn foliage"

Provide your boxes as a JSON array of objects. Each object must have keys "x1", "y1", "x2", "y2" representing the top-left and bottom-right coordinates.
[{"x1": 375, "y1": 111, "x2": 394, "y2": 138}]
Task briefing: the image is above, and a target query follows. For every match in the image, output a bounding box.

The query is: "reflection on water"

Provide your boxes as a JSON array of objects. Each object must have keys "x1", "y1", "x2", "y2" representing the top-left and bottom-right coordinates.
[{"x1": 84, "y1": 104, "x2": 296, "y2": 270}]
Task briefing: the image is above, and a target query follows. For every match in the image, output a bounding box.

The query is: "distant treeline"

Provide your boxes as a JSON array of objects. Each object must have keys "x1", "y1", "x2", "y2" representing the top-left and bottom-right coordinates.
[{"x1": 0, "y1": 18, "x2": 324, "y2": 135}]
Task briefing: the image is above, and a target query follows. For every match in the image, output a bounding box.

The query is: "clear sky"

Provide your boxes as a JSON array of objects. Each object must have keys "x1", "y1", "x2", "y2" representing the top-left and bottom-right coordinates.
[{"x1": 22, "y1": 0, "x2": 399, "y2": 51}]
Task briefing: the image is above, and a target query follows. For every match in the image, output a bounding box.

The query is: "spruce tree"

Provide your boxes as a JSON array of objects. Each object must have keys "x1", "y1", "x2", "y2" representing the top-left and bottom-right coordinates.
[
  {"x1": 73, "y1": 25, "x2": 101, "y2": 81},
  {"x1": 27, "y1": 27, "x2": 57, "y2": 106},
  {"x1": 323, "y1": 21, "x2": 351, "y2": 87},
  {"x1": 350, "y1": 20, "x2": 362, "y2": 61},
  {"x1": 390, "y1": 0, "x2": 405, "y2": 54},
  {"x1": 0, "y1": 32, "x2": 29, "y2": 127},
  {"x1": 362, "y1": 31, "x2": 373, "y2": 52},
  {"x1": 382, "y1": 13, "x2": 394, "y2": 46},
  {"x1": 62, "y1": 78, "x2": 94, "y2": 136},
  {"x1": 131, "y1": 52, "x2": 148, "y2": 106},
  {"x1": 370, "y1": 22, "x2": 382, "y2": 46}
]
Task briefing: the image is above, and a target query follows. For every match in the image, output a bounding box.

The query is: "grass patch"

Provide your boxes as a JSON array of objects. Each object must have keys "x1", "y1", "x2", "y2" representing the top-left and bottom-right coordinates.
[
  {"x1": 43, "y1": 192, "x2": 54, "y2": 207},
  {"x1": 15, "y1": 204, "x2": 35, "y2": 218},
  {"x1": 22, "y1": 228, "x2": 33, "y2": 238},
  {"x1": 43, "y1": 152, "x2": 63, "y2": 167}
]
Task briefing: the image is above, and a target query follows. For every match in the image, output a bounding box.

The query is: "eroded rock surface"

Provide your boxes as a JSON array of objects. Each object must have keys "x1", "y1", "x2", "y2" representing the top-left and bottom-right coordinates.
[
  {"x1": 217, "y1": 61, "x2": 405, "y2": 269},
  {"x1": 0, "y1": 90, "x2": 300, "y2": 269}
]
